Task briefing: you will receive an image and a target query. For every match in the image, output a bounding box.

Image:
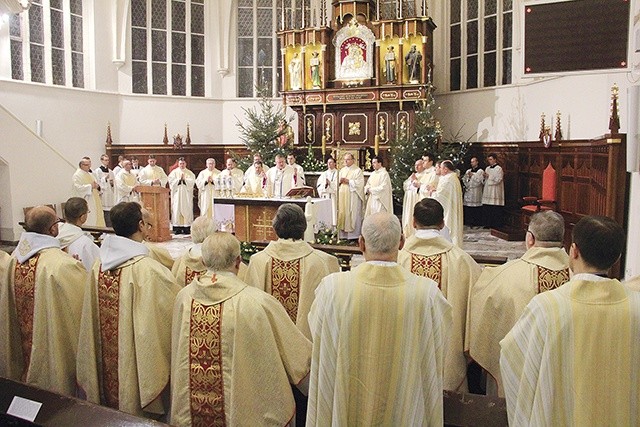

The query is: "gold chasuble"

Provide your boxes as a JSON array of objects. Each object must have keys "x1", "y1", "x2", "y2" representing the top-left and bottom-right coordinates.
[
  {"x1": 307, "y1": 263, "x2": 452, "y2": 426},
  {"x1": 77, "y1": 236, "x2": 180, "y2": 418},
  {"x1": 144, "y1": 241, "x2": 175, "y2": 271},
  {"x1": 246, "y1": 239, "x2": 340, "y2": 339},
  {"x1": 71, "y1": 168, "x2": 106, "y2": 227},
  {"x1": 467, "y1": 246, "x2": 569, "y2": 396},
  {"x1": 625, "y1": 274, "x2": 640, "y2": 291},
  {"x1": 500, "y1": 277, "x2": 640, "y2": 425},
  {"x1": 170, "y1": 271, "x2": 311, "y2": 427},
  {"x1": 0, "y1": 240, "x2": 86, "y2": 396},
  {"x1": 398, "y1": 232, "x2": 482, "y2": 391},
  {"x1": 337, "y1": 165, "x2": 365, "y2": 236},
  {"x1": 171, "y1": 245, "x2": 207, "y2": 286}
]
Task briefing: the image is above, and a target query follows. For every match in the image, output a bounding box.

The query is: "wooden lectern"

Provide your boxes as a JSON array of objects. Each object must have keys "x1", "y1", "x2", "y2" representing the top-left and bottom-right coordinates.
[{"x1": 137, "y1": 186, "x2": 171, "y2": 242}]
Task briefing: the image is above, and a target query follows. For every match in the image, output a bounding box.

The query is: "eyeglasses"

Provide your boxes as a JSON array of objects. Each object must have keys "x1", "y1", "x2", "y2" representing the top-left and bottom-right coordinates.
[
  {"x1": 49, "y1": 218, "x2": 64, "y2": 229},
  {"x1": 527, "y1": 229, "x2": 536, "y2": 239}
]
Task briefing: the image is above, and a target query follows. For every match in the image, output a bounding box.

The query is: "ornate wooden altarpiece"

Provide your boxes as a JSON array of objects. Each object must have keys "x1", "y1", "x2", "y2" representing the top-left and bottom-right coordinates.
[{"x1": 278, "y1": 0, "x2": 436, "y2": 169}]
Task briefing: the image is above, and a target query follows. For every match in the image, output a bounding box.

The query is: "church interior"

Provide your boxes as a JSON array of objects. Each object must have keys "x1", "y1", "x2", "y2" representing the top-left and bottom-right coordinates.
[{"x1": 1, "y1": 0, "x2": 640, "y2": 424}]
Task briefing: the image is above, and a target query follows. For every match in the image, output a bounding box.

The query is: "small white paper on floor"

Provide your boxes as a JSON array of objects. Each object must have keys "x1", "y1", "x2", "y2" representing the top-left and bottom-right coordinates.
[{"x1": 7, "y1": 396, "x2": 43, "y2": 422}]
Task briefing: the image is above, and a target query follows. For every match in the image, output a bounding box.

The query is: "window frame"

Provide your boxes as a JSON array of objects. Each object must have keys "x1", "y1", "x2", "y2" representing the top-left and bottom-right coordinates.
[{"x1": 447, "y1": 0, "x2": 512, "y2": 92}]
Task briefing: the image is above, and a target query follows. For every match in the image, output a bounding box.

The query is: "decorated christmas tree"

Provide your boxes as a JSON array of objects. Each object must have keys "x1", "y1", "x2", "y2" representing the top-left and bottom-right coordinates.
[
  {"x1": 233, "y1": 85, "x2": 293, "y2": 170},
  {"x1": 389, "y1": 84, "x2": 472, "y2": 205}
]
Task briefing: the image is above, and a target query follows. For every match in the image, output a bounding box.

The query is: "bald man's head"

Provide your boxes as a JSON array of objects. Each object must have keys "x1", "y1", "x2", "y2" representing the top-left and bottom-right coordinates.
[{"x1": 25, "y1": 205, "x2": 59, "y2": 236}]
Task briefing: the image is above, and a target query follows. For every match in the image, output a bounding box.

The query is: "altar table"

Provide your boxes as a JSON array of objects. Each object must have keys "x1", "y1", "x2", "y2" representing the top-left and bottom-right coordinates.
[{"x1": 214, "y1": 197, "x2": 333, "y2": 241}]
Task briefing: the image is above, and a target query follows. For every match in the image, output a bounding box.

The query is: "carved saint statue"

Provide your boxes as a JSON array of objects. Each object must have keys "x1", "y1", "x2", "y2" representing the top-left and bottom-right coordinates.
[
  {"x1": 288, "y1": 52, "x2": 302, "y2": 90},
  {"x1": 310, "y1": 51, "x2": 322, "y2": 89},
  {"x1": 384, "y1": 46, "x2": 397, "y2": 84},
  {"x1": 405, "y1": 44, "x2": 422, "y2": 84}
]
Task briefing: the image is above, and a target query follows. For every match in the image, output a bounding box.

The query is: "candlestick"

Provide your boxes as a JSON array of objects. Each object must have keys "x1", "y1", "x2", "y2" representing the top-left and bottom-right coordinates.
[
  {"x1": 321, "y1": 135, "x2": 326, "y2": 156},
  {"x1": 374, "y1": 135, "x2": 380, "y2": 155}
]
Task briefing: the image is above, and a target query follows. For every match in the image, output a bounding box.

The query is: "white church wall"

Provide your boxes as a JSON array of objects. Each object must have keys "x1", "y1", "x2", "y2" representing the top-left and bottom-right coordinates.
[
  {"x1": 117, "y1": 95, "x2": 226, "y2": 145},
  {"x1": 0, "y1": 80, "x2": 119, "y2": 240}
]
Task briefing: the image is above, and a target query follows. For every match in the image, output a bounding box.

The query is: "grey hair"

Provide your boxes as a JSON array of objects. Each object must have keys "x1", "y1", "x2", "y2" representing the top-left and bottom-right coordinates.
[
  {"x1": 272, "y1": 203, "x2": 306, "y2": 239},
  {"x1": 361, "y1": 212, "x2": 402, "y2": 254},
  {"x1": 201, "y1": 232, "x2": 240, "y2": 271},
  {"x1": 528, "y1": 211, "x2": 565, "y2": 246},
  {"x1": 191, "y1": 216, "x2": 217, "y2": 244}
]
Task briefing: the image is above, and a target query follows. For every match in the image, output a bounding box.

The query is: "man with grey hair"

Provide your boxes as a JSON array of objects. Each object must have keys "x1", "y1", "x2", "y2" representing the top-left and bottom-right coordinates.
[
  {"x1": 307, "y1": 212, "x2": 452, "y2": 425},
  {"x1": 195, "y1": 158, "x2": 220, "y2": 218},
  {"x1": 246, "y1": 203, "x2": 340, "y2": 340},
  {"x1": 1, "y1": 205, "x2": 86, "y2": 396},
  {"x1": 171, "y1": 216, "x2": 218, "y2": 286},
  {"x1": 71, "y1": 157, "x2": 105, "y2": 227},
  {"x1": 170, "y1": 231, "x2": 311, "y2": 426},
  {"x1": 337, "y1": 152, "x2": 365, "y2": 240},
  {"x1": 466, "y1": 210, "x2": 569, "y2": 396}
]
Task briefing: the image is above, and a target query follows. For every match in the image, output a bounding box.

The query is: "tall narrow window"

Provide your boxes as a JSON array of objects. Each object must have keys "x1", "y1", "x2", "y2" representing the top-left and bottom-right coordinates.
[
  {"x1": 131, "y1": 0, "x2": 206, "y2": 96},
  {"x1": 236, "y1": 0, "x2": 281, "y2": 98},
  {"x1": 10, "y1": 0, "x2": 84, "y2": 87},
  {"x1": 449, "y1": 0, "x2": 511, "y2": 91}
]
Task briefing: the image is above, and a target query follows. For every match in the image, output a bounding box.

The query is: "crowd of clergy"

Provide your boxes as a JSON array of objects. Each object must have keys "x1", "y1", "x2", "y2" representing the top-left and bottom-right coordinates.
[{"x1": 1, "y1": 148, "x2": 640, "y2": 425}]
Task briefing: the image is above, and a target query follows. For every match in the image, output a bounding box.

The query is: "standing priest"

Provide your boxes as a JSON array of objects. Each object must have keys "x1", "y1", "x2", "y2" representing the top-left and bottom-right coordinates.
[
  {"x1": 337, "y1": 152, "x2": 364, "y2": 240},
  {"x1": 195, "y1": 158, "x2": 220, "y2": 219},
  {"x1": 168, "y1": 157, "x2": 196, "y2": 235},
  {"x1": 364, "y1": 156, "x2": 393, "y2": 218}
]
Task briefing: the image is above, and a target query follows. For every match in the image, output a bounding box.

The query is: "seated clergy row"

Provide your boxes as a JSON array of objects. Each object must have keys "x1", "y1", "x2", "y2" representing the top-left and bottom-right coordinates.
[{"x1": 1, "y1": 199, "x2": 639, "y2": 425}]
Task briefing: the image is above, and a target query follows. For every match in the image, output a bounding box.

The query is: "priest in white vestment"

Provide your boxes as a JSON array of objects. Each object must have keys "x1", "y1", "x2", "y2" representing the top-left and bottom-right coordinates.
[
  {"x1": 94, "y1": 154, "x2": 115, "y2": 212},
  {"x1": 419, "y1": 155, "x2": 438, "y2": 199},
  {"x1": 467, "y1": 211, "x2": 569, "y2": 396},
  {"x1": 77, "y1": 202, "x2": 180, "y2": 418},
  {"x1": 0, "y1": 206, "x2": 86, "y2": 397},
  {"x1": 57, "y1": 197, "x2": 100, "y2": 271},
  {"x1": 287, "y1": 152, "x2": 306, "y2": 186},
  {"x1": 171, "y1": 216, "x2": 217, "y2": 286},
  {"x1": 114, "y1": 160, "x2": 140, "y2": 204},
  {"x1": 71, "y1": 157, "x2": 105, "y2": 227},
  {"x1": 195, "y1": 158, "x2": 220, "y2": 218},
  {"x1": 500, "y1": 215, "x2": 640, "y2": 426},
  {"x1": 429, "y1": 160, "x2": 464, "y2": 247},
  {"x1": 137, "y1": 155, "x2": 168, "y2": 187},
  {"x1": 168, "y1": 158, "x2": 196, "y2": 234},
  {"x1": 401, "y1": 159, "x2": 426, "y2": 237},
  {"x1": 364, "y1": 156, "x2": 393, "y2": 218},
  {"x1": 482, "y1": 153, "x2": 505, "y2": 228},
  {"x1": 316, "y1": 157, "x2": 339, "y2": 227},
  {"x1": 337, "y1": 153, "x2": 365, "y2": 240},
  {"x1": 219, "y1": 158, "x2": 244, "y2": 194},
  {"x1": 307, "y1": 213, "x2": 452, "y2": 425},
  {"x1": 267, "y1": 154, "x2": 298, "y2": 198},
  {"x1": 170, "y1": 231, "x2": 311, "y2": 427},
  {"x1": 246, "y1": 204, "x2": 340, "y2": 339},
  {"x1": 243, "y1": 153, "x2": 268, "y2": 184},
  {"x1": 462, "y1": 156, "x2": 484, "y2": 226},
  {"x1": 398, "y1": 198, "x2": 481, "y2": 391},
  {"x1": 240, "y1": 161, "x2": 268, "y2": 196}
]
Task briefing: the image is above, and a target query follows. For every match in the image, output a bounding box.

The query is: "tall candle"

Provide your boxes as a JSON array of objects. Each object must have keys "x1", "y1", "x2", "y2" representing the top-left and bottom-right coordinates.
[
  {"x1": 322, "y1": 135, "x2": 327, "y2": 156},
  {"x1": 374, "y1": 135, "x2": 380, "y2": 155}
]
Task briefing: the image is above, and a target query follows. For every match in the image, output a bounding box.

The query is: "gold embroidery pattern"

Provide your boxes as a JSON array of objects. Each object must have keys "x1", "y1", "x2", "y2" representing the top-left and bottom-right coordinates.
[
  {"x1": 184, "y1": 266, "x2": 205, "y2": 286},
  {"x1": 189, "y1": 300, "x2": 225, "y2": 426},
  {"x1": 98, "y1": 267, "x2": 121, "y2": 409},
  {"x1": 270, "y1": 258, "x2": 301, "y2": 323},
  {"x1": 14, "y1": 255, "x2": 40, "y2": 380},
  {"x1": 537, "y1": 266, "x2": 570, "y2": 293},
  {"x1": 410, "y1": 254, "x2": 442, "y2": 288}
]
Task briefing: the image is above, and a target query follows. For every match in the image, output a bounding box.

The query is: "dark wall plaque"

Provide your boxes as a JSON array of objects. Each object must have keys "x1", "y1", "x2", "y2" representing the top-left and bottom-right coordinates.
[{"x1": 524, "y1": 0, "x2": 629, "y2": 74}]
